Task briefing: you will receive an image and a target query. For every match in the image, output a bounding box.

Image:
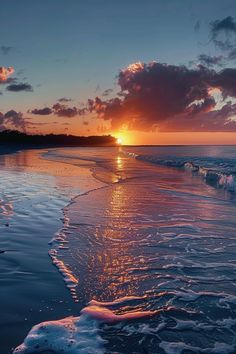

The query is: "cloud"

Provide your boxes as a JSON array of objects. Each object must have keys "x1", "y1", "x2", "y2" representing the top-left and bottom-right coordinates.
[
  {"x1": 194, "y1": 20, "x2": 200, "y2": 33},
  {"x1": 228, "y1": 48, "x2": 236, "y2": 60},
  {"x1": 88, "y1": 61, "x2": 236, "y2": 132},
  {"x1": 52, "y1": 103, "x2": 78, "y2": 117},
  {"x1": 0, "y1": 66, "x2": 14, "y2": 83},
  {"x1": 31, "y1": 107, "x2": 53, "y2": 115},
  {"x1": 211, "y1": 16, "x2": 236, "y2": 37},
  {"x1": 0, "y1": 67, "x2": 34, "y2": 92},
  {"x1": 30, "y1": 102, "x2": 87, "y2": 118},
  {"x1": 0, "y1": 46, "x2": 13, "y2": 55},
  {"x1": 58, "y1": 97, "x2": 72, "y2": 102},
  {"x1": 160, "y1": 103, "x2": 236, "y2": 132},
  {"x1": 210, "y1": 16, "x2": 236, "y2": 57},
  {"x1": 6, "y1": 82, "x2": 33, "y2": 92},
  {"x1": 214, "y1": 68, "x2": 236, "y2": 98},
  {"x1": 198, "y1": 54, "x2": 223, "y2": 67},
  {"x1": 0, "y1": 110, "x2": 26, "y2": 131},
  {"x1": 102, "y1": 88, "x2": 113, "y2": 97},
  {"x1": 52, "y1": 103, "x2": 87, "y2": 117}
]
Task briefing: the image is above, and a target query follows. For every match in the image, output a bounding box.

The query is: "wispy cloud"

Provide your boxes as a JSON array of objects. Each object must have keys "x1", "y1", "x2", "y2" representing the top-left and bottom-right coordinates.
[
  {"x1": 58, "y1": 97, "x2": 72, "y2": 103},
  {"x1": 0, "y1": 46, "x2": 13, "y2": 55},
  {"x1": 197, "y1": 54, "x2": 223, "y2": 67},
  {"x1": 210, "y1": 16, "x2": 236, "y2": 58}
]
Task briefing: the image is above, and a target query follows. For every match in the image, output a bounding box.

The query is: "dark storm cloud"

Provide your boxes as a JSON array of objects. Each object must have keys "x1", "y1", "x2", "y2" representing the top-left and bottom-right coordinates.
[
  {"x1": 160, "y1": 103, "x2": 236, "y2": 132},
  {"x1": 6, "y1": 82, "x2": 33, "y2": 92},
  {"x1": 31, "y1": 107, "x2": 53, "y2": 115},
  {"x1": 198, "y1": 54, "x2": 223, "y2": 67},
  {"x1": 88, "y1": 61, "x2": 236, "y2": 132},
  {"x1": 0, "y1": 46, "x2": 13, "y2": 55},
  {"x1": 214, "y1": 68, "x2": 236, "y2": 98}
]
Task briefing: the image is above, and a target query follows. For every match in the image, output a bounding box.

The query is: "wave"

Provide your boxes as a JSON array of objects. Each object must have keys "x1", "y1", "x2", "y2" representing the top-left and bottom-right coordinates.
[
  {"x1": 14, "y1": 147, "x2": 236, "y2": 354},
  {"x1": 125, "y1": 151, "x2": 236, "y2": 192},
  {"x1": 13, "y1": 292, "x2": 236, "y2": 354}
]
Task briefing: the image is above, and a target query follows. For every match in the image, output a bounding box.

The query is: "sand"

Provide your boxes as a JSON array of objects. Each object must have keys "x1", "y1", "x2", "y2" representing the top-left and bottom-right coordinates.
[{"x1": 0, "y1": 148, "x2": 102, "y2": 354}]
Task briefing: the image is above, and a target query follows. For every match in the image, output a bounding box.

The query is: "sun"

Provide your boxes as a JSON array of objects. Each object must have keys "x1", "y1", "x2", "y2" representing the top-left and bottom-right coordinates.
[{"x1": 117, "y1": 137, "x2": 123, "y2": 145}]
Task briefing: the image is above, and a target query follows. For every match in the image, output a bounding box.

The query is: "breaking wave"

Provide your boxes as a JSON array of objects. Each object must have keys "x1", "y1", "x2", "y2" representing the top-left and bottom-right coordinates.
[{"x1": 125, "y1": 150, "x2": 236, "y2": 192}]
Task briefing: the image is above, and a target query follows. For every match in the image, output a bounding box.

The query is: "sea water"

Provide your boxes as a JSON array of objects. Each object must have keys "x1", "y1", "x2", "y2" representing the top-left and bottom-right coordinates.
[{"x1": 10, "y1": 146, "x2": 236, "y2": 353}]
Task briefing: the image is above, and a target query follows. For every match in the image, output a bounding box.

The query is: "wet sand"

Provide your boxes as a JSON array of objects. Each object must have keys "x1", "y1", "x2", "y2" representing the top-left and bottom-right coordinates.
[{"x1": 0, "y1": 149, "x2": 102, "y2": 353}]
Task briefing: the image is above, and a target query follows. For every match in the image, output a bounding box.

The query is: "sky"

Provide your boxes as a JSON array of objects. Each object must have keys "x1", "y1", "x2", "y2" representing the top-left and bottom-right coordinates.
[{"x1": 1, "y1": 0, "x2": 236, "y2": 144}]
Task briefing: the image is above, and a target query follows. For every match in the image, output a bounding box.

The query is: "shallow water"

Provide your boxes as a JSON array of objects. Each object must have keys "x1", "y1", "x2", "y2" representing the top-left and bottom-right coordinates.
[
  {"x1": 0, "y1": 149, "x2": 102, "y2": 353},
  {"x1": 1, "y1": 146, "x2": 236, "y2": 353},
  {"x1": 13, "y1": 146, "x2": 236, "y2": 354}
]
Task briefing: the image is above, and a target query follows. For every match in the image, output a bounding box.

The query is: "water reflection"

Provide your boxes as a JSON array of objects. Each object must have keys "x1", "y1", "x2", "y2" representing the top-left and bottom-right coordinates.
[
  {"x1": 3, "y1": 146, "x2": 236, "y2": 353},
  {"x1": 0, "y1": 149, "x2": 101, "y2": 192}
]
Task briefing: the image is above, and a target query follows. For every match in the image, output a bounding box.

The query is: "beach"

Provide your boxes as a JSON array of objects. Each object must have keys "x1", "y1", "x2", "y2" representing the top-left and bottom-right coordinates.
[
  {"x1": 0, "y1": 148, "x2": 102, "y2": 353},
  {"x1": 0, "y1": 146, "x2": 236, "y2": 353}
]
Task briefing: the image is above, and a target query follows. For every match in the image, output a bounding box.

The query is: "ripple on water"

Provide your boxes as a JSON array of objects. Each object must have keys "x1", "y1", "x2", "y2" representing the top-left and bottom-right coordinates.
[{"x1": 11, "y1": 148, "x2": 236, "y2": 353}]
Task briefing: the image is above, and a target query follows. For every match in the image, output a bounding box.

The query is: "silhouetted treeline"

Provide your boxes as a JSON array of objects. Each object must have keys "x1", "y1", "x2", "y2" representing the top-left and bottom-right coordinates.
[{"x1": 0, "y1": 130, "x2": 117, "y2": 147}]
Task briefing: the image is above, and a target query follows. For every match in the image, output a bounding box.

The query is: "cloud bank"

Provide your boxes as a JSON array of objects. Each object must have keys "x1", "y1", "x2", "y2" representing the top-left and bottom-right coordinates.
[{"x1": 87, "y1": 61, "x2": 236, "y2": 132}]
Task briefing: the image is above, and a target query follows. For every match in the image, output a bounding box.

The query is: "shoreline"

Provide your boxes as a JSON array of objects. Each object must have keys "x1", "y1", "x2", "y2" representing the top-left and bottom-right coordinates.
[
  {"x1": 0, "y1": 148, "x2": 102, "y2": 353},
  {"x1": 13, "y1": 146, "x2": 236, "y2": 353},
  {"x1": 1, "y1": 146, "x2": 236, "y2": 353}
]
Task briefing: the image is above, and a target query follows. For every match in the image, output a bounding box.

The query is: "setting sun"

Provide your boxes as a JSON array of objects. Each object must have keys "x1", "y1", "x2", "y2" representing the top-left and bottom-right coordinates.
[{"x1": 117, "y1": 137, "x2": 123, "y2": 145}]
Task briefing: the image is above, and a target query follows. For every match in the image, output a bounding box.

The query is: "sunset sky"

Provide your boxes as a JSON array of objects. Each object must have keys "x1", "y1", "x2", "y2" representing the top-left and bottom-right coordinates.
[{"x1": 1, "y1": 0, "x2": 236, "y2": 144}]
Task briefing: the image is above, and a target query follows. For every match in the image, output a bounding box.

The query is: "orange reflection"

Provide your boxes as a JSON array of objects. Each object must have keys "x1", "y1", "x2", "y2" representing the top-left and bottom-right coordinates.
[
  {"x1": 81, "y1": 153, "x2": 141, "y2": 301},
  {"x1": 0, "y1": 149, "x2": 102, "y2": 191}
]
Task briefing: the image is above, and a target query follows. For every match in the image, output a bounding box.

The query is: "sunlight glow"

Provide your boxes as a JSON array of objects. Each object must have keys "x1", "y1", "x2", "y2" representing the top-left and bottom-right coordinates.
[{"x1": 117, "y1": 137, "x2": 123, "y2": 145}]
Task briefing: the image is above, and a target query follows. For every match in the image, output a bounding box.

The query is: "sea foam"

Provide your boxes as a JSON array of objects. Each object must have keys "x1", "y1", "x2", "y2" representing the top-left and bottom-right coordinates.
[
  {"x1": 124, "y1": 150, "x2": 236, "y2": 193},
  {"x1": 13, "y1": 300, "x2": 158, "y2": 354}
]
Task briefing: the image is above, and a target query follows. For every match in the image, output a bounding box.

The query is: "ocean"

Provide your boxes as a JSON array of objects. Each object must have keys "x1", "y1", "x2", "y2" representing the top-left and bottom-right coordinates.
[{"x1": 0, "y1": 146, "x2": 236, "y2": 353}]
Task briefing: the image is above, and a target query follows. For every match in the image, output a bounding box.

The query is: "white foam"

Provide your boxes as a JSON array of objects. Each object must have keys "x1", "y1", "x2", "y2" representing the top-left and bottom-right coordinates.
[
  {"x1": 13, "y1": 314, "x2": 106, "y2": 354},
  {"x1": 89, "y1": 295, "x2": 147, "y2": 307},
  {"x1": 49, "y1": 248, "x2": 79, "y2": 301},
  {"x1": 13, "y1": 301, "x2": 158, "y2": 354},
  {"x1": 160, "y1": 341, "x2": 235, "y2": 354}
]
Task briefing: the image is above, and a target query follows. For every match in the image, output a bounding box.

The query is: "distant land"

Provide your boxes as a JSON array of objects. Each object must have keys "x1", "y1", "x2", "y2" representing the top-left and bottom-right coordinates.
[{"x1": 0, "y1": 130, "x2": 117, "y2": 148}]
